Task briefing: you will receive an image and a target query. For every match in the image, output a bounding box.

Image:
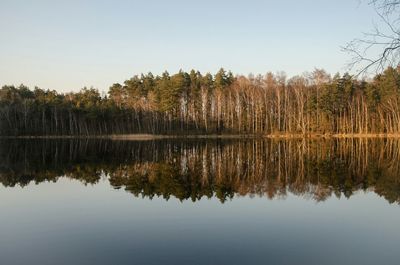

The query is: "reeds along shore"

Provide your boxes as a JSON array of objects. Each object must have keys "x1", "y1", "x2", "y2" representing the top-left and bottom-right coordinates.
[
  {"x1": 4, "y1": 133, "x2": 400, "y2": 140},
  {"x1": 1, "y1": 67, "x2": 400, "y2": 136}
]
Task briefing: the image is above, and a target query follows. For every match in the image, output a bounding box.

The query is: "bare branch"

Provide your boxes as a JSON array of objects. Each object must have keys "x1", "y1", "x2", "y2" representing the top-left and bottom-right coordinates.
[{"x1": 345, "y1": 0, "x2": 400, "y2": 76}]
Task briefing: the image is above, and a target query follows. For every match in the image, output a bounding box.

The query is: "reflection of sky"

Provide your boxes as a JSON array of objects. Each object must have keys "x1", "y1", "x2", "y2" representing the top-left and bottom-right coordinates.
[{"x1": 1, "y1": 178, "x2": 399, "y2": 265}]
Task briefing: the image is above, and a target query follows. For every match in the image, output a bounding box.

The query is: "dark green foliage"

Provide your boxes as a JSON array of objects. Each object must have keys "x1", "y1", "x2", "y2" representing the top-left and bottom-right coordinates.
[{"x1": 1, "y1": 67, "x2": 400, "y2": 136}]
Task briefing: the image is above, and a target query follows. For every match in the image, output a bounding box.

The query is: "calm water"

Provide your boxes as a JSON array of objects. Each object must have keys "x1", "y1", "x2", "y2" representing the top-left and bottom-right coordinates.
[{"x1": 0, "y1": 139, "x2": 399, "y2": 265}]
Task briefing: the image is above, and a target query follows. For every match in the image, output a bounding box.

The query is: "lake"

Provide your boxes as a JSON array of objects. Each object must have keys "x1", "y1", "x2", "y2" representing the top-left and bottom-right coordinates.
[{"x1": 0, "y1": 138, "x2": 399, "y2": 265}]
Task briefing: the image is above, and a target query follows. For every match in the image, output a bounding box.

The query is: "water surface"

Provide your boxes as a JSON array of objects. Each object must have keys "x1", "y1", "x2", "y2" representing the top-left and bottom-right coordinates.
[{"x1": 0, "y1": 139, "x2": 399, "y2": 265}]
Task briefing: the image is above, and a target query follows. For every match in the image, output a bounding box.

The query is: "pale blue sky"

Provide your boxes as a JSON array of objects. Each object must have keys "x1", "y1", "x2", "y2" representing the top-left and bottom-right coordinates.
[{"x1": 0, "y1": 0, "x2": 377, "y2": 92}]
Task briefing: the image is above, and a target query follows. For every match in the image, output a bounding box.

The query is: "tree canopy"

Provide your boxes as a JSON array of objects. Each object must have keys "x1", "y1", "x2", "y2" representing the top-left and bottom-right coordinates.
[{"x1": 1, "y1": 67, "x2": 400, "y2": 136}]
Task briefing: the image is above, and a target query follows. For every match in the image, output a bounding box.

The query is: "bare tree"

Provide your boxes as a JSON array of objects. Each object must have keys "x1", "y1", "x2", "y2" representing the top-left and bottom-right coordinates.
[
  {"x1": 372, "y1": 0, "x2": 400, "y2": 14},
  {"x1": 344, "y1": 0, "x2": 400, "y2": 75}
]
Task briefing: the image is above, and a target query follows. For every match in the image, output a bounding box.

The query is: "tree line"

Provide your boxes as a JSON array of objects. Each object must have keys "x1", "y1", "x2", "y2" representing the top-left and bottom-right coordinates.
[{"x1": 1, "y1": 67, "x2": 400, "y2": 136}]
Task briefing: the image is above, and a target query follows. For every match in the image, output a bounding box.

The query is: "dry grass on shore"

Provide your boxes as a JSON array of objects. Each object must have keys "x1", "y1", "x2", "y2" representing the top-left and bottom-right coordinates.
[{"x1": 3, "y1": 133, "x2": 400, "y2": 140}]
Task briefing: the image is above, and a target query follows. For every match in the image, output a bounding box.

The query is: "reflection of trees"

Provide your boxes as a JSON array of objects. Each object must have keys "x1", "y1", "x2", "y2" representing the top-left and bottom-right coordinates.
[{"x1": 1, "y1": 139, "x2": 400, "y2": 203}]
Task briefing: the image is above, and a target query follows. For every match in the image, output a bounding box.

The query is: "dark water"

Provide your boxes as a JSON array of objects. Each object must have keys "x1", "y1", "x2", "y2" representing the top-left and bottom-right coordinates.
[{"x1": 0, "y1": 139, "x2": 399, "y2": 265}]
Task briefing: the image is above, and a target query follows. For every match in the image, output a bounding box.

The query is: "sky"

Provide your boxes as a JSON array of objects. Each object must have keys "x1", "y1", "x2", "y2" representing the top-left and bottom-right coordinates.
[{"x1": 0, "y1": 0, "x2": 379, "y2": 92}]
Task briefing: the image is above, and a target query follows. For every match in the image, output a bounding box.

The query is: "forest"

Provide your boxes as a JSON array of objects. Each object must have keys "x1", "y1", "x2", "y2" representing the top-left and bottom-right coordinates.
[{"x1": 1, "y1": 67, "x2": 400, "y2": 136}]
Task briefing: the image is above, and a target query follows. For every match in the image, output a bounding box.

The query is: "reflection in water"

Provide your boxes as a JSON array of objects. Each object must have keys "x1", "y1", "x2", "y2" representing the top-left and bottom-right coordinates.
[{"x1": 1, "y1": 138, "x2": 400, "y2": 203}]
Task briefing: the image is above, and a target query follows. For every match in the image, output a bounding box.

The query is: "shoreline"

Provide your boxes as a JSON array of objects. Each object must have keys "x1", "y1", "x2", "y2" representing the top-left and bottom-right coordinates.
[{"x1": 2, "y1": 133, "x2": 400, "y2": 140}]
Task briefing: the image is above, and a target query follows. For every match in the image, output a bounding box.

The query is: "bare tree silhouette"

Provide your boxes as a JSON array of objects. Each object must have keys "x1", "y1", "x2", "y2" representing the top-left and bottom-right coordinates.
[{"x1": 344, "y1": 0, "x2": 400, "y2": 75}]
